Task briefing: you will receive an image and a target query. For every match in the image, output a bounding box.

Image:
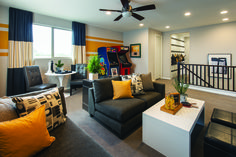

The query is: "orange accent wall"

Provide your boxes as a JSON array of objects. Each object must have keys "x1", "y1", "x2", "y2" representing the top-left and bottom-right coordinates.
[
  {"x1": 86, "y1": 36, "x2": 123, "y2": 43},
  {"x1": 0, "y1": 31, "x2": 8, "y2": 49},
  {"x1": 86, "y1": 40, "x2": 122, "y2": 52}
]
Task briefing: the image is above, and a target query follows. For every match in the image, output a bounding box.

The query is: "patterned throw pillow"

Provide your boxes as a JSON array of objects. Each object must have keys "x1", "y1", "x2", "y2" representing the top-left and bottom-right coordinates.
[
  {"x1": 12, "y1": 88, "x2": 66, "y2": 132},
  {"x1": 131, "y1": 73, "x2": 145, "y2": 95},
  {"x1": 121, "y1": 74, "x2": 145, "y2": 95}
]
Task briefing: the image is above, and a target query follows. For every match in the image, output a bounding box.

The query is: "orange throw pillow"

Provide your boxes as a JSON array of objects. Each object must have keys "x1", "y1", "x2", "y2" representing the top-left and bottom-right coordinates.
[
  {"x1": 0, "y1": 105, "x2": 55, "y2": 157},
  {"x1": 112, "y1": 80, "x2": 134, "y2": 99}
]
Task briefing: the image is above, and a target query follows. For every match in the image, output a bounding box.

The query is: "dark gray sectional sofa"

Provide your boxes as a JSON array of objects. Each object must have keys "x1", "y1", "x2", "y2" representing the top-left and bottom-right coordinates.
[
  {"x1": 88, "y1": 76, "x2": 165, "y2": 138},
  {"x1": 0, "y1": 87, "x2": 111, "y2": 157}
]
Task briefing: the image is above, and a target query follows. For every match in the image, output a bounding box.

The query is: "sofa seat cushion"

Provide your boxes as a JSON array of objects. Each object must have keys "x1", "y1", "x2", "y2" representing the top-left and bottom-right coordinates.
[
  {"x1": 134, "y1": 91, "x2": 162, "y2": 108},
  {"x1": 204, "y1": 122, "x2": 236, "y2": 155},
  {"x1": 70, "y1": 79, "x2": 83, "y2": 86},
  {"x1": 35, "y1": 118, "x2": 111, "y2": 157},
  {"x1": 95, "y1": 98, "x2": 145, "y2": 122}
]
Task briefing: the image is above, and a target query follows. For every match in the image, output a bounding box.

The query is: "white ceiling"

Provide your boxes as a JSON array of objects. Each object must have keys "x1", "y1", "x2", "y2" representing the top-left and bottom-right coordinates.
[{"x1": 0, "y1": 0, "x2": 236, "y2": 32}]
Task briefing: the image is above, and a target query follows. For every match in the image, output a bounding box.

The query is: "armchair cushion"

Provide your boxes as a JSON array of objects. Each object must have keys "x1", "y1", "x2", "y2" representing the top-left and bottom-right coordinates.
[{"x1": 28, "y1": 84, "x2": 57, "y2": 92}]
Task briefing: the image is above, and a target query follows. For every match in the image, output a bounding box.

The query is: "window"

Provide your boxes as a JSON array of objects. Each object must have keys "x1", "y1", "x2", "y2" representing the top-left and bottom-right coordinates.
[{"x1": 33, "y1": 25, "x2": 72, "y2": 58}]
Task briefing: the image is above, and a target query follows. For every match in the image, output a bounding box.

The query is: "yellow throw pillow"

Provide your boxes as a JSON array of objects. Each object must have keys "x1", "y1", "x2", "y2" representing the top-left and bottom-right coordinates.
[
  {"x1": 112, "y1": 80, "x2": 134, "y2": 99},
  {"x1": 0, "y1": 105, "x2": 55, "y2": 157}
]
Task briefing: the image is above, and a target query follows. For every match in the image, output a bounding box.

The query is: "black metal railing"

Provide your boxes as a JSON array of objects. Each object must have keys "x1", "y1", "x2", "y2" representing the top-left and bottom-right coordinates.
[{"x1": 177, "y1": 62, "x2": 236, "y2": 92}]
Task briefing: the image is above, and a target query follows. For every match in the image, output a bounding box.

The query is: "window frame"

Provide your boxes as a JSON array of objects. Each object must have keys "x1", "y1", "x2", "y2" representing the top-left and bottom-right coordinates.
[{"x1": 33, "y1": 24, "x2": 72, "y2": 59}]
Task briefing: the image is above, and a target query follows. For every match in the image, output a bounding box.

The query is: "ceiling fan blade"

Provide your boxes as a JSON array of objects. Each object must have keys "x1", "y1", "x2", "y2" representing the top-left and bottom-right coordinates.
[
  {"x1": 114, "y1": 15, "x2": 123, "y2": 21},
  {"x1": 132, "y1": 13, "x2": 144, "y2": 21},
  {"x1": 120, "y1": 0, "x2": 129, "y2": 9},
  {"x1": 99, "y1": 9, "x2": 121, "y2": 12},
  {"x1": 132, "y1": 4, "x2": 156, "y2": 12}
]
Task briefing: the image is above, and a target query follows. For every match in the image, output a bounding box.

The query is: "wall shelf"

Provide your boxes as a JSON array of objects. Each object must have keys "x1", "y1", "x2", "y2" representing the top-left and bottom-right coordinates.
[
  {"x1": 171, "y1": 37, "x2": 184, "y2": 42},
  {"x1": 171, "y1": 51, "x2": 185, "y2": 53},
  {"x1": 171, "y1": 44, "x2": 185, "y2": 48}
]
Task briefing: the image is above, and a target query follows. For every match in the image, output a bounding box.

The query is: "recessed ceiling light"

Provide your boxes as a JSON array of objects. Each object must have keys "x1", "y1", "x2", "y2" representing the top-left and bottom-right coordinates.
[
  {"x1": 106, "y1": 11, "x2": 111, "y2": 15},
  {"x1": 184, "y1": 12, "x2": 191, "y2": 16},
  {"x1": 165, "y1": 26, "x2": 170, "y2": 29},
  {"x1": 222, "y1": 18, "x2": 229, "y2": 21},
  {"x1": 139, "y1": 23, "x2": 144, "y2": 27},
  {"x1": 220, "y1": 10, "x2": 228, "y2": 14}
]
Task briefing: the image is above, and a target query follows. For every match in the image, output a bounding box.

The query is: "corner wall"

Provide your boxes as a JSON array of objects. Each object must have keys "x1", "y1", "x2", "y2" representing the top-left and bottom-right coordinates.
[{"x1": 162, "y1": 21, "x2": 236, "y2": 79}]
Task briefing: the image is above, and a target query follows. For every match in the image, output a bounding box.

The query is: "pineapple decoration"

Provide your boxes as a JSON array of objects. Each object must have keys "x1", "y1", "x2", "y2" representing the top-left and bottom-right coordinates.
[{"x1": 165, "y1": 94, "x2": 178, "y2": 110}]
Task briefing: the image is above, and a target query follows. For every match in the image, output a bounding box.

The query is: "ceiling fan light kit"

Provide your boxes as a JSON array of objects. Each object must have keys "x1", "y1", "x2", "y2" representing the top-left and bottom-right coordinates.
[{"x1": 99, "y1": 0, "x2": 156, "y2": 21}]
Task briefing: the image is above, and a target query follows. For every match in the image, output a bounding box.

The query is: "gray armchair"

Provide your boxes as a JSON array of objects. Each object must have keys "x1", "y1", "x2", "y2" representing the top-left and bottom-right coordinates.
[
  {"x1": 70, "y1": 64, "x2": 87, "y2": 96},
  {"x1": 23, "y1": 65, "x2": 57, "y2": 92}
]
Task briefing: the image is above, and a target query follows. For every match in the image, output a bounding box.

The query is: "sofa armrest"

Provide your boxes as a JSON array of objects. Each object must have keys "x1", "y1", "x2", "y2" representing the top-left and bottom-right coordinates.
[
  {"x1": 88, "y1": 88, "x2": 95, "y2": 116},
  {"x1": 153, "y1": 82, "x2": 165, "y2": 99}
]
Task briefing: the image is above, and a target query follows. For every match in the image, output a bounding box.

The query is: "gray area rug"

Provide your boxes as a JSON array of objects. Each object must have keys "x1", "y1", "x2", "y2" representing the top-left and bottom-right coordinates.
[{"x1": 65, "y1": 79, "x2": 236, "y2": 157}]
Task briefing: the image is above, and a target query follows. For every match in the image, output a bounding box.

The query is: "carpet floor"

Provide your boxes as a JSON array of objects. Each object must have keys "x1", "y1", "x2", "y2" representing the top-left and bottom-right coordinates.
[{"x1": 65, "y1": 79, "x2": 236, "y2": 157}]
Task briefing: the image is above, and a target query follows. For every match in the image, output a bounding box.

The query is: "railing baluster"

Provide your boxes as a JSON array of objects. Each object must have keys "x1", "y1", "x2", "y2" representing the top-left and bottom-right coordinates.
[
  {"x1": 208, "y1": 66, "x2": 210, "y2": 87},
  {"x1": 185, "y1": 65, "x2": 187, "y2": 84},
  {"x1": 182, "y1": 64, "x2": 184, "y2": 81},
  {"x1": 188, "y1": 64, "x2": 190, "y2": 84},
  {"x1": 200, "y1": 65, "x2": 202, "y2": 86},
  {"x1": 192, "y1": 65, "x2": 194, "y2": 85},
  {"x1": 222, "y1": 65, "x2": 224, "y2": 90},
  {"x1": 227, "y1": 67, "x2": 229, "y2": 91},
  {"x1": 196, "y1": 65, "x2": 198, "y2": 86},
  {"x1": 217, "y1": 65, "x2": 220, "y2": 89},
  {"x1": 213, "y1": 65, "x2": 215, "y2": 88},
  {"x1": 233, "y1": 67, "x2": 235, "y2": 91},
  {"x1": 204, "y1": 65, "x2": 206, "y2": 87}
]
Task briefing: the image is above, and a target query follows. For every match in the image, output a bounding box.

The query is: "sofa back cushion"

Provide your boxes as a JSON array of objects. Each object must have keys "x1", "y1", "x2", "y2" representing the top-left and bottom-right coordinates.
[
  {"x1": 93, "y1": 76, "x2": 121, "y2": 103},
  {"x1": 0, "y1": 98, "x2": 18, "y2": 122},
  {"x1": 140, "y1": 72, "x2": 155, "y2": 91}
]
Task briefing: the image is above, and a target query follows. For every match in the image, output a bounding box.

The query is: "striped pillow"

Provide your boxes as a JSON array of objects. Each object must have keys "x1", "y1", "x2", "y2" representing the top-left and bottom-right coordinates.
[{"x1": 12, "y1": 88, "x2": 66, "y2": 132}]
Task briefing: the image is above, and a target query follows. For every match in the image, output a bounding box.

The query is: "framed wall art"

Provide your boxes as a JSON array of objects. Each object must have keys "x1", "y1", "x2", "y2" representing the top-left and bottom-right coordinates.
[
  {"x1": 130, "y1": 43, "x2": 141, "y2": 58},
  {"x1": 208, "y1": 53, "x2": 232, "y2": 78}
]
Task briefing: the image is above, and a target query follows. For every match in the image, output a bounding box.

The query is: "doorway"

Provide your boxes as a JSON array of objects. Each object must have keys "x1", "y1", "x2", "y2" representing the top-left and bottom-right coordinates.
[{"x1": 170, "y1": 32, "x2": 190, "y2": 78}]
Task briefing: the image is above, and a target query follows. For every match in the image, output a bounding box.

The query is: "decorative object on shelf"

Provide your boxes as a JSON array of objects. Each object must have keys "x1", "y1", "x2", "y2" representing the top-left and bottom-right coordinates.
[
  {"x1": 172, "y1": 77, "x2": 189, "y2": 103},
  {"x1": 111, "y1": 68, "x2": 118, "y2": 76},
  {"x1": 87, "y1": 55, "x2": 101, "y2": 80},
  {"x1": 51, "y1": 60, "x2": 54, "y2": 72},
  {"x1": 55, "y1": 60, "x2": 64, "y2": 72},
  {"x1": 208, "y1": 53, "x2": 232, "y2": 78},
  {"x1": 130, "y1": 43, "x2": 141, "y2": 58},
  {"x1": 161, "y1": 93, "x2": 182, "y2": 115},
  {"x1": 47, "y1": 61, "x2": 52, "y2": 74}
]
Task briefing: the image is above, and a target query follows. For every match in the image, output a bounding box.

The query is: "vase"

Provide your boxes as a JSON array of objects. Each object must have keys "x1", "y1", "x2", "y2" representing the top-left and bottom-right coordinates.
[
  {"x1": 56, "y1": 67, "x2": 64, "y2": 72},
  {"x1": 89, "y1": 73, "x2": 98, "y2": 80},
  {"x1": 180, "y1": 94, "x2": 187, "y2": 103}
]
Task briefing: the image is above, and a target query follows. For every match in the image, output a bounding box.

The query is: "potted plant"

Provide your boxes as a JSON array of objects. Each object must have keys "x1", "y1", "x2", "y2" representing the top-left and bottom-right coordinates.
[
  {"x1": 55, "y1": 60, "x2": 64, "y2": 72},
  {"x1": 87, "y1": 55, "x2": 101, "y2": 80},
  {"x1": 172, "y1": 77, "x2": 189, "y2": 102}
]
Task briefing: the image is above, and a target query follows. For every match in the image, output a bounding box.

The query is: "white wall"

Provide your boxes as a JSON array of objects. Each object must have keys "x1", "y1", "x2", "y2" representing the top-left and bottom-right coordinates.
[
  {"x1": 148, "y1": 28, "x2": 162, "y2": 80},
  {"x1": 0, "y1": 5, "x2": 9, "y2": 97},
  {"x1": 162, "y1": 22, "x2": 236, "y2": 79},
  {"x1": 123, "y1": 28, "x2": 149, "y2": 74}
]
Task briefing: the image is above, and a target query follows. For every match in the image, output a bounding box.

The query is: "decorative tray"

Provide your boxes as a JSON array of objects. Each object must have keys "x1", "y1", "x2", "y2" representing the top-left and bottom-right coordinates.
[{"x1": 160, "y1": 103, "x2": 183, "y2": 115}]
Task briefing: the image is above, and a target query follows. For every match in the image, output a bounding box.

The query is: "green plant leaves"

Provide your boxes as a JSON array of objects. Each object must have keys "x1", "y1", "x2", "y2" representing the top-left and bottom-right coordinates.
[
  {"x1": 87, "y1": 55, "x2": 102, "y2": 73},
  {"x1": 172, "y1": 77, "x2": 189, "y2": 94},
  {"x1": 55, "y1": 60, "x2": 64, "y2": 68}
]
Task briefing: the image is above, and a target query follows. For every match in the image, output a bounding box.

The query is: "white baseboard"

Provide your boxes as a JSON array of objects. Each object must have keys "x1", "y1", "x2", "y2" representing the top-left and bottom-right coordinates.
[
  {"x1": 161, "y1": 77, "x2": 171, "y2": 80},
  {"x1": 189, "y1": 85, "x2": 236, "y2": 97}
]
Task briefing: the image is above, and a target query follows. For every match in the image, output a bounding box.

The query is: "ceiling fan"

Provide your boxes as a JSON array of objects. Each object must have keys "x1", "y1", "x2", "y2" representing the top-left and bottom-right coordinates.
[{"x1": 99, "y1": 0, "x2": 156, "y2": 21}]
